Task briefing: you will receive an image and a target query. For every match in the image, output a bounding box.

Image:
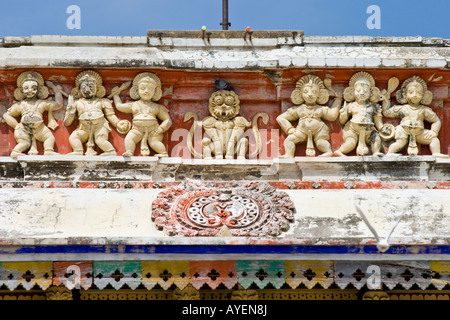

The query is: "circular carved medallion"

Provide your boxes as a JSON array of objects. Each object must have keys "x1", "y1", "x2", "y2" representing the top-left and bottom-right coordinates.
[{"x1": 151, "y1": 181, "x2": 296, "y2": 237}]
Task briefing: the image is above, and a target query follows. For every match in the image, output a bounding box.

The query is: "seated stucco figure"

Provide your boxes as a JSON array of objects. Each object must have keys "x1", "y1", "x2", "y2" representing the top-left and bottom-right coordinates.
[{"x1": 184, "y1": 89, "x2": 268, "y2": 160}]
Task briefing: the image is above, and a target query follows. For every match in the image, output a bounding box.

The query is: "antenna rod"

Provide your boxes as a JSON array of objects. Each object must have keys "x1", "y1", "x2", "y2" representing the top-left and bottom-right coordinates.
[{"x1": 221, "y1": 0, "x2": 230, "y2": 30}]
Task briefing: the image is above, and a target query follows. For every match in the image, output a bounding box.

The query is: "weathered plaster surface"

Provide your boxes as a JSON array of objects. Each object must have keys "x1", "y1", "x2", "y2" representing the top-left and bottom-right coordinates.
[
  {"x1": 0, "y1": 188, "x2": 159, "y2": 239},
  {"x1": 0, "y1": 155, "x2": 448, "y2": 249},
  {"x1": 2, "y1": 155, "x2": 449, "y2": 182},
  {"x1": 285, "y1": 188, "x2": 449, "y2": 244},
  {"x1": 0, "y1": 33, "x2": 448, "y2": 69},
  {"x1": 0, "y1": 186, "x2": 448, "y2": 247}
]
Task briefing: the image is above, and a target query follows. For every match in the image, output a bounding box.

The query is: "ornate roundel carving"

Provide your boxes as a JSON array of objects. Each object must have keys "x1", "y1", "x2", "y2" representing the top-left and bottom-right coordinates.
[{"x1": 151, "y1": 181, "x2": 296, "y2": 237}]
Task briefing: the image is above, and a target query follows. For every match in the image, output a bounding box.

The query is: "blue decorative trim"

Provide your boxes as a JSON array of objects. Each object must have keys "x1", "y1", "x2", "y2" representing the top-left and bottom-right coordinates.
[{"x1": 1, "y1": 244, "x2": 450, "y2": 256}]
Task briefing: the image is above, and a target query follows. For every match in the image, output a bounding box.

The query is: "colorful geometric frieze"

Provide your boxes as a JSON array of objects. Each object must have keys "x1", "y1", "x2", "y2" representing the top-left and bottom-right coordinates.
[
  {"x1": 285, "y1": 260, "x2": 334, "y2": 289},
  {"x1": 151, "y1": 181, "x2": 295, "y2": 236},
  {"x1": 334, "y1": 261, "x2": 383, "y2": 290},
  {"x1": 0, "y1": 261, "x2": 53, "y2": 291},
  {"x1": 141, "y1": 261, "x2": 190, "y2": 290},
  {"x1": 334, "y1": 261, "x2": 435, "y2": 290},
  {"x1": 235, "y1": 260, "x2": 286, "y2": 290},
  {"x1": 430, "y1": 261, "x2": 450, "y2": 290},
  {"x1": 0, "y1": 260, "x2": 448, "y2": 292},
  {"x1": 93, "y1": 261, "x2": 141, "y2": 290},
  {"x1": 52, "y1": 261, "x2": 93, "y2": 290},
  {"x1": 378, "y1": 261, "x2": 434, "y2": 290},
  {"x1": 189, "y1": 261, "x2": 237, "y2": 290}
]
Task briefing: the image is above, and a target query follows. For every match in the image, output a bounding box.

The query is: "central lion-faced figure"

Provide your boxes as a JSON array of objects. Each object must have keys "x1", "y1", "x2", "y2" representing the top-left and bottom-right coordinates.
[
  {"x1": 184, "y1": 89, "x2": 268, "y2": 160},
  {"x1": 202, "y1": 90, "x2": 250, "y2": 159}
]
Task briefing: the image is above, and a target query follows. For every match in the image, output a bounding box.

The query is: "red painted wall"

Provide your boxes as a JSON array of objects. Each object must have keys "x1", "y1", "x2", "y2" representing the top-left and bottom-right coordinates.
[{"x1": 0, "y1": 67, "x2": 448, "y2": 158}]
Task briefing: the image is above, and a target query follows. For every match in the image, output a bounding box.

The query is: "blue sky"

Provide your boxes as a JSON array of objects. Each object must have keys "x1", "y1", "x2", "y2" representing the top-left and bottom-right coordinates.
[{"x1": 1, "y1": 0, "x2": 449, "y2": 38}]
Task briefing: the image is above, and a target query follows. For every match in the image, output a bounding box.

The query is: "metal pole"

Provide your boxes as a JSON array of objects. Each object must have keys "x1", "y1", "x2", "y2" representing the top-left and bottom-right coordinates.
[{"x1": 221, "y1": 0, "x2": 230, "y2": 30}]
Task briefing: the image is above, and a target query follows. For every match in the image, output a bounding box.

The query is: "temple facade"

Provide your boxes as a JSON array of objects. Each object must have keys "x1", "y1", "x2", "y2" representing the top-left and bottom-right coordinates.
[{"x1": 0, "y1": 30, "x2": 449, "y2": 300}]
